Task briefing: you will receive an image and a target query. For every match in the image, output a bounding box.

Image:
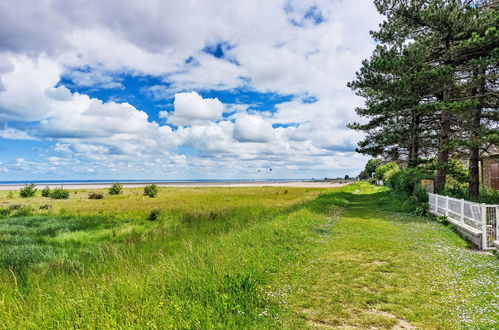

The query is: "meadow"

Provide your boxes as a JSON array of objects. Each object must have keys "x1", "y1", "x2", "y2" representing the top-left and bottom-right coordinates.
[{"x1": 0, "y1": 183, "x2": 497, "y2": 328}]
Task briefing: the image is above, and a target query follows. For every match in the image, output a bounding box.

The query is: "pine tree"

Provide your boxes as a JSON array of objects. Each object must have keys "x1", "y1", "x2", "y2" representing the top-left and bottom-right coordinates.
[
  {"x1": 351, "y1": 0, "x2": 498, "y2": 194},
  {"x1": 451, "y1": 2, "x2": 499, "y2": 196}
]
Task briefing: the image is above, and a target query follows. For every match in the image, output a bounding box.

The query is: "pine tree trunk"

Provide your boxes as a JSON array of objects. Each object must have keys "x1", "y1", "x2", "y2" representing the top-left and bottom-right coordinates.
[
  {"x1": 468, "y1": 68, "x2": 484, "y2": 198},
  {"x1": 435, "y1": 112, "x2": 450, "y2": 193},
  {"x1": 469, "y1": 146, "x2": 480, "y2": 197},
  {"x1": 408, "y1": 113, "x2": 420, "y2": 168},
  {"x1": 435, "y1": 44, "x2": 453, "y2": 194}
]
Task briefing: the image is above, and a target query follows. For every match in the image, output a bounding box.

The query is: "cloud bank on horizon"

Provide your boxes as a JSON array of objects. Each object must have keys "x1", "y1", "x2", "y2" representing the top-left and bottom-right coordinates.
[{"x1": 0, "y1": 0, "x2": 381, "y2": 180}]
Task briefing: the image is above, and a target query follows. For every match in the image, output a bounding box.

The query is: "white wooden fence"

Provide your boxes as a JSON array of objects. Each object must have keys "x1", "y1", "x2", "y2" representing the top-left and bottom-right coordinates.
[{"x1": 429, "y1": 193, "x2": 498, "y2": 250}]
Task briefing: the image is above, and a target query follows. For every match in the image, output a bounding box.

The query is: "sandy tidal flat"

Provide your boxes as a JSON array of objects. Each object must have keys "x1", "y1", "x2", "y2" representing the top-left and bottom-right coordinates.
[{"x1": 0, "y1": 181, "x2": 350, "y2": 191}]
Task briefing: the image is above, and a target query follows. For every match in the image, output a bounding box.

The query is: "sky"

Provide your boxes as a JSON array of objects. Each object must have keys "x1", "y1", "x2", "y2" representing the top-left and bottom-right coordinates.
[{"x1": 0, "y1": 0, "x2": 382, "y2": 181}]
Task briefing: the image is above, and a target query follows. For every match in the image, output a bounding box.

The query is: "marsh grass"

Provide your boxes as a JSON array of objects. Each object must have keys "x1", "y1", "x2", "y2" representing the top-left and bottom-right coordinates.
[{"x1": 0, "y1": 186, "x2": 326, "y2": 328}]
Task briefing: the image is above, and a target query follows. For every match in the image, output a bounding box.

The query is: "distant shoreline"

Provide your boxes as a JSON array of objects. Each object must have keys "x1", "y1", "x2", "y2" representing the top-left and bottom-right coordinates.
[{"x1": 0, "y1": 180, "x2": 350, "y2": 190}]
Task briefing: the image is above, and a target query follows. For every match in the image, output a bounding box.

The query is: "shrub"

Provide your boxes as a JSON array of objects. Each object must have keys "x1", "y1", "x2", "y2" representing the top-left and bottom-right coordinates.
[
  {"x1": 88, "y1": 191, "x2": 105, "y2": 199},
  {"x1": 0, "y1": 208, "x2": 11, "y2": 217},
  {"x1": 443, "y1": 183, "x2": 499, "y2": 204},
  {"x1": 359, "y1": 158, "x2": 382, "y2": 180},
  {"x1": 19, "y1": 183, "x2": 37, "y2": 198},
  {"x1": 41, "y1": 186, "x2": 51, "y2": 197},
  {"x1": 50, "y1": 188, "x2": 69, "y2": 199},
  {"x1": 442, "y1": 180, "x2": 467, "y2": 199},
  {"x1": 12, "y1": 206, "x2": 34, "y2": 217},
  {"x1": 148, "y1": 208, "x2": 161, "y2": 221},
  {"x1": 447, "y1": 159, "x2": 470, "y2": 184},
  {"x1": 108, "y1": 182, "x2": 123, "y2": 195},
  {"x1": 413, "y1": 183, "x2": 429, "y2": 204},
  {"x1": 9, "y1": 204, "x2": 24, "y2": 210},
  {"x1": 375, "y1": 161, "x2": 399, "y2": 181},
  {"x1": 143, "y1": 184, "x2": 159, "y2": 198},
  {"x1": 436, "y1": 215, "x2": 449, "y2": 225},
  {"x1": 39, "y1": 204, "x2": 52, "y2": 210},
  {"x1": 387, "y1": 167, "x2": 433, "y2": 196}
]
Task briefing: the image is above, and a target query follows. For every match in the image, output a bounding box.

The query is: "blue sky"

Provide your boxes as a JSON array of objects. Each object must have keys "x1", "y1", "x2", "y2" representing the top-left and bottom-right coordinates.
[{"x1": 0, "y1": 0, "x2": 381, "y2": 180}]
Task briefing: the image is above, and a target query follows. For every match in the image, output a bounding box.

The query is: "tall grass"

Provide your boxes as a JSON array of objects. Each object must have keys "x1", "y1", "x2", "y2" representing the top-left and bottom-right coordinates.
[{"x1": 0, "y1": 186, "x2": 329, "y2": 328}]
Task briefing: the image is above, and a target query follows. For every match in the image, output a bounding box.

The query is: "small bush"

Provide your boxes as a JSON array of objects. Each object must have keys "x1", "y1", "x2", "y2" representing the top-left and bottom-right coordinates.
[
  {"x1": 387, "y1": 167, "x2": 433, "y2": 196},
  {"x1": 359, "y1": 158, "x2": 382, "y2": 180},
  {"x1": 88, "y1": 191, "x2": 105, "y2": 199},
  {"x1": 143, "y1": 184, "x2": 159, "y2": 198},
  {"x1": 19, "y1": 183, "x2": 37, "y2": 198},
  {"x1": 39, "y1": 204, "x2": 52, "y2": 210},
  {"x1": 415, "y1": 202, "x2": 430, "y2": 216},
  {"x1": 148, "y1": 208, "x2": 161, "y2": 221},
  {"x1": 12, "y1": 206, "x2": 34, "y2": 217},
  {"x1": 436, "y1": 215, "x2": 449, "y2": 225},
  {"x1": 0, "y1": 208, "x2": 11, "y2": 217},
  {"x1": 9, "y1": 204, "x2": 24, "y2": 210},
  {"x1": 375, "y1": 161, "x2": 399, "y2": 181},
  {"x1": 413, "y1": 183, "x2": 429, "y2": 204},
  {"x1": 50, "y1": 188, "x2": 69, "y2": 199},
  {"x1": 108, "y1": 182, "x2": 123, "y2": 195},
  {"x1": 41, "y1": 186, "x2": 51, "y2": 197}
]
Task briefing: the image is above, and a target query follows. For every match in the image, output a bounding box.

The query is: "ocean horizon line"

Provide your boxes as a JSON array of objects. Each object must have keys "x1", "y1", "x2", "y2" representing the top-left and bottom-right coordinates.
[{"x1": 0, "y1": 178, "x2": 319, "y2": 185}]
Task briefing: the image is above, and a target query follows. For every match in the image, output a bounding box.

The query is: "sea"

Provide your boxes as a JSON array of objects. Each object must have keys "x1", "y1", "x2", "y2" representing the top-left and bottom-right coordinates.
[{"x1": 0, "y1": 179, "x2": 307, "y2": 185}]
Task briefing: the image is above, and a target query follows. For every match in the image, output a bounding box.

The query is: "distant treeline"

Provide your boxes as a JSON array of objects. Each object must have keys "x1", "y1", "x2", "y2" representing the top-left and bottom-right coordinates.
[{"x1": 348, "y1": 0, "x2": 498, "y2": 197}]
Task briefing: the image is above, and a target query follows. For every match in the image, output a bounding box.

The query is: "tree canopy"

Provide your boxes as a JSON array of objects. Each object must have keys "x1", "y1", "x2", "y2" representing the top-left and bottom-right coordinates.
[{"x1": 349, "y1": 0, "x2": 498, "y2": 196}]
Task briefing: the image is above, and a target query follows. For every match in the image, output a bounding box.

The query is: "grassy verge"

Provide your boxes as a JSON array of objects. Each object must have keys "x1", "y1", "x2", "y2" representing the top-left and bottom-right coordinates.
[
  {"x1": 279, "y1": 184, "x2": 498, "y2": 328},
  {"x1": 0, "y1": 183, "x2": 497, "y2": 328}
]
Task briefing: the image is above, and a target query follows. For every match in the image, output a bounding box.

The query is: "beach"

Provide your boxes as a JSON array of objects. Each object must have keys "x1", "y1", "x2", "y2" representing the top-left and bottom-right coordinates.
[{"x1": 0, "y1": 180, "x2": 350, "y2": 191}]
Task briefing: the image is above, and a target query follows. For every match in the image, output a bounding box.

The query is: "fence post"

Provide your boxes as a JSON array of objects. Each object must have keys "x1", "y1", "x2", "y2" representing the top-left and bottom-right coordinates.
[
  {"x1": 460, "y1": 199, "x2": 464, "y2": 223},
  {"x1": 481, "y1": 204, "x2": 487, "y2": 249},
  {"x1": 445, "y1": 195, "x2": 449, "y2": 217},
  {"x1": 496, "y1": 207, "x2": 499, "y2": 243}
]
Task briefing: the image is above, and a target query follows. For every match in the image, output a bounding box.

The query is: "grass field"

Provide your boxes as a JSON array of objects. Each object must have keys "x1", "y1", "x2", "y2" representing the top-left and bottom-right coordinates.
[{"x1": 0, "y1": 183, "x2": 497, "y2": 328}]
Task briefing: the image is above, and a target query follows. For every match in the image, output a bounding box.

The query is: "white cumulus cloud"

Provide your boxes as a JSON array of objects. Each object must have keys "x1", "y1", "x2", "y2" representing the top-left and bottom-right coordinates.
[
  {"x1": 234, "y1": 115, "x2": 274, "y2": 143},
  {"x1": 164, "y1": 91, "x2": 224, "y2": 126}
]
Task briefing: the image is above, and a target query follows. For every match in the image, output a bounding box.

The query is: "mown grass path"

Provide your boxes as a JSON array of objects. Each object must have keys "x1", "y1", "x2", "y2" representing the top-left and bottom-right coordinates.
[{"x1": 280, "y1": 184, "x2": 498, "y2": 329}]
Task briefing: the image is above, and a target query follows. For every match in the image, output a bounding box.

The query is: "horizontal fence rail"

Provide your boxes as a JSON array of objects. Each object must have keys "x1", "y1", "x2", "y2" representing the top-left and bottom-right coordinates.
[{"x1": 428, "y1": 193, "x2": 498, "y2": 250}]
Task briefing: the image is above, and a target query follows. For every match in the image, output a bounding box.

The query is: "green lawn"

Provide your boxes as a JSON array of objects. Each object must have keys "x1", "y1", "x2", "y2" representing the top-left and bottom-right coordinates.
[{"x1": 0, "y1": 183, "x2": 497, "y2": 328}]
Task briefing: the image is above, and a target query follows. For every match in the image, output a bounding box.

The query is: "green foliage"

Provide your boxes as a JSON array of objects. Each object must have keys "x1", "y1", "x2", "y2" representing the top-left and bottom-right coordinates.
[
  {"x1": 11, "y1": 206, "x2": 34, "y2": 217},
  {"x1": 108, "y1": 182, "x2": 123, "y2": 195},
  {"x1": 19, "y1": 183, "x2": 37, "y2": 198},
  {"x1": 443, "y1": 184, "x2": 499, "y2": 204},
  {"x1": 143, "y1": 184, "x2": 159, "y2": 198},
  {"x1": 0, "y1": 208, "x2": 11, "y2": 218},
  {"x1": 387, "y1": 167, "x2": 433, "y2": 196},
  {"x1": 413, "y1": 183, "x2": 429, "y2": 204},
  {"x1": 148, "y1": 208, "x2": 161, "y2": 221},
  {"x1": 50, "y1": 189, "x2": 70, "y2": 200},
  {"x1": 386, "y1": 168, "x2": 432, "y2": 213},
  {"x1": 88, "y1": 192, "x2": 105, "y2": 200},
  {"x1": 436, "y1": 215, "x2": 449, "y2": 225},
  {"x1": 349, "y1": 0, "x2": 499, "y2": 194},
  {"x1": 359, "y1": 158, "x2": 382, "y2": 180},
  {"x1": 415, "y1": 202, "x2": 430, "y2": 216},
  {"x1": 41, "y1": 186, "x2": 51, "y2": 197},
  {"x1": 446, "y1": 159, "x2": 469, "y2": 184},
  {"x1": 375, "y1": 161, "x2": 400, "y2": 181}
]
